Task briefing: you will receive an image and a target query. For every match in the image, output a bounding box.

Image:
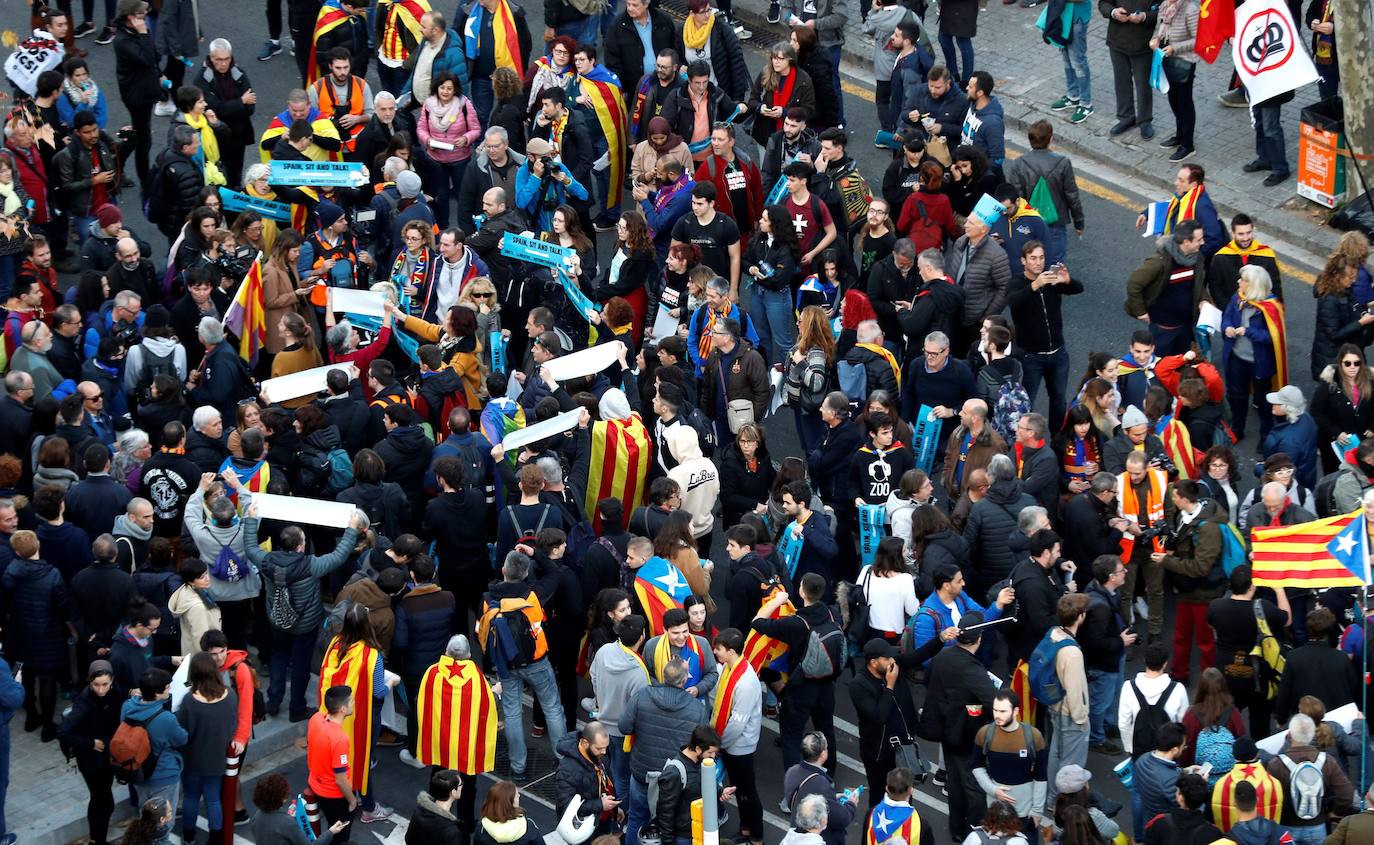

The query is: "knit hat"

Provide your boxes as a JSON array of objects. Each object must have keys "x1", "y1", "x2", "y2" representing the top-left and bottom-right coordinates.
[
  {"x1": 316, "y1": 201, "x2": 345, "y2": 229},
  {"x1": 95, "y1": 204, "x2": 122, "y2": 229},
  {"x1": 88, "y1": 659, "x2": 114, "y2": 679},
  {"x1": 1121, "y1": 405, "x2": 1148, "y2": 429},
  {"x1": 143, "y1": 304, "x2": 171, "y2": 331},
  {"x1": 396, "y1": 170, "x2": 422, "y2": 199},
  {"x1": 1055, "y1": 764, "x2": 1091, "y2": 794}
]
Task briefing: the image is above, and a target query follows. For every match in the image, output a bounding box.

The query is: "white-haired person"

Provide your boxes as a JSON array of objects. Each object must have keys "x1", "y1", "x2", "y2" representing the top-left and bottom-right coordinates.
[
  {"x1": 241, "y1": 162, "x2": 282, "y2": 253},
  {"x1": 187, "y1": 317, "x2": 254, "y2": 424},
  {"x1": 1261, "y1": 385, "x2": 1318, "y2": 491},
  {"x1": 1263, "y1": 713, "x2": 1354, "y2": 844},
  {"x1": 1219, "y1": 265, "x2": 1286, "y2": 444}
]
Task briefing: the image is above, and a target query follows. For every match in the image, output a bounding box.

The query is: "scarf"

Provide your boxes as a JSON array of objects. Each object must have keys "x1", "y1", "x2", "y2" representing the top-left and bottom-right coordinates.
[
  {"x1": 712, "y1": 656, "x2": 751, "y2": 738},
  {"x1": 698, "y1": 302, "x2": 738, "y2": 363},
  {"x1": 1163, "y1": 237, "x2": 1201, "y2": 267},
  {"x1": 646, "y1": 116, "x2": 683, "y2": 153},
  {"x1": 1064, "y1": 435, "x2": 1099, "y2": 480},
  {"x1": 1267, "y1": 500, "x2": 1292, "y2": 528},
  {"x1": 62, "y1": 77, "x2": 100, "y2": 110},
  {"x1": 195, "y1": 586, "x2": 218, "y2": 610},
  {"x1": 184, "y1": 111, "x2": 225, "y2": 185},
  {"x1": 527, "y1": 57, "x2": 574, "y2": 112},
  {"x1": 392, "y1": 247, "x2": 431, "y2": 314},
  {"x1": 653, "y1": 171, "x2": 692, "y2": 213},
  {"x1": 1158, "y1": 0, "x2": 1183, "y2": 25},
  {"x1": 682, "y1": 11, "x2": 715, "y2": 51},
  {"x1": 113, "y1": 513, "x2": 153, "y2": 542},
  {"x1": 770, "y1": 70, "x2": 797, "y2": 131},
  {"x1": 653, "y1": 631, "x2": 706, "y2": 687}
]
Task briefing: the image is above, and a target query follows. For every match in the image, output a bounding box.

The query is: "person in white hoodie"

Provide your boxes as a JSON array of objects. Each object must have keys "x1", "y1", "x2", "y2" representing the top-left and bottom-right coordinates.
[
  {"x1": 666, "y1": 424, "x2": 720, "y2": 545},
  {"x1": 588, "y1": 614, "x2": 651, "y2": 803},
  {"x1": 123, "y1": 305, "x2": 189, "y2": 401},
  {"x1": 1116, "y1": 640, "x2": 1189, "y2": 759}
]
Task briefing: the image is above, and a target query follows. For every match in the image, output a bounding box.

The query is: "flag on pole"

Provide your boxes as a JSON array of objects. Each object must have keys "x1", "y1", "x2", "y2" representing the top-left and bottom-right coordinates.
[
  {"x1": 1194, "y1": 0, "x2": 1235, "y2": 63},
  {"x1": 222, "y1": 260, "x2": 267, "y2": 367},
  {"x1": 1230, "y1": 0, "x2": 1319, "y2": 103},
  {"x1": 1251, "y1": 512, "x2": 1368, "y2": 589}
]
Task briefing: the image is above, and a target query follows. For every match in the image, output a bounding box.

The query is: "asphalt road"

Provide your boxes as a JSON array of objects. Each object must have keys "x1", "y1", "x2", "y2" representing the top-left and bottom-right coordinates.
[{"x1": 41, "y1": 2, "x2": 1330, "y2": 843}]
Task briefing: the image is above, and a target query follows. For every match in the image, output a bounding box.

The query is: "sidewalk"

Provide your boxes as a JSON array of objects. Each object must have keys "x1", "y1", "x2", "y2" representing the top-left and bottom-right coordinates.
[{"x1": 719, "y1": 0, "x2": 1341, "y2": 263}]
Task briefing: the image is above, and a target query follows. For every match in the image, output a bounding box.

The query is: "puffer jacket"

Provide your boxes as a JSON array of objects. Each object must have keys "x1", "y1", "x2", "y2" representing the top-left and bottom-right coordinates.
[
  {"x1": 619, "y1": 683, "x2": 709, "y2": 783},
  {"x1": 554, "y1": 732, "x2": 609, "y2": 827},
  {"x1": 244, "y1": 519, "x2": 360, "y2": 635},
  {"x1": 0, "y1": 557, "x2": 70, "y2": 671},
  {"x1": 182, "y1": 487, "x2": 261, "y2": 602},
  {"x1": 149, "y1": 147, "x2": 205, "y2": 232},
  {"x1": 1313, "y1": 288, "x2": 1372, "y2": 380},
  {"x1": 961, "y1": 478, "x2": 1036, "y2": 590},
  {"x1": 416, "y1": 95, "x2": 481, "y2": 165},
  {"x1": 406, "y1": 792, "x2": 462, "y2": 845},
  {"x1": 948, "y1": 233, "x2": 1010, "y2": 327},
  {"x1": 673, "y1": 17, "x2": 751, "y2": 102},
  {"x1": 374, "y1": 424, "x2": 435, "y2": 519},
  {"x1": 392, "y1": 583, "x2": 455, "y2": 677}
]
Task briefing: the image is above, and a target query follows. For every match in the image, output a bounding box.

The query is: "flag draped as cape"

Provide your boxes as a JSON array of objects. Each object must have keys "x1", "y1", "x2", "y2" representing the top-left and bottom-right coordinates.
[
  {"x1": 586, "y1": 413, "x2": 650, "y2": 528},
  {"x1": 415, "y1": 655, "x2": 497, "y2": 774},
  {"x1": 317, "y1": 638, "x2": 380, "y2": 793}
]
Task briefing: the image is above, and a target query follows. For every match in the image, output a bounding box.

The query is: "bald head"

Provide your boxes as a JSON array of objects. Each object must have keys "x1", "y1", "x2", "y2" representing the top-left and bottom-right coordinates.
[
  {"x1": 115, "y1": 237, "x2": 141, "y2": 265},
  {"x1": 483, "y1": 187, "x2": 507, "y2": 214},
  {"x1": 1262, "y1": 481, "x2": 1287, "y2": 512}
]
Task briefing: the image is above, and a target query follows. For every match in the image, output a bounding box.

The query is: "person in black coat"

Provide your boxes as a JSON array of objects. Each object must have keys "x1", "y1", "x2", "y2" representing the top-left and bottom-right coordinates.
[
  {"x1": 311, "y1": 0, "x2": 370, "y2": 82},
  {"x1": 351, "y1": 94, "x2": 417, "y2": 174},
  {"x1": 421, "y1": 457, "x2": 489, "y2": 624},
  {"x1": 65, "y1": 447, "x2": 134, "y2": 539},
  {"x1": 718, "y1": 432, "x2": 777, "y2": 529},
  {"x1": 149, "y1": 128, "x2": 207, "y2": 240},
  {"x1": 373, "y1": 405, "x2": 434, "y2": 531},
  {"x1": 794, "y1": 40, "x2": 840, "y2": 130},
  {"x1": 188, "y1": 324, "x2": 256, "y2": 424},
  {"x1": 604, "y1": 2, "x2": 677, "y2": 105},
  {"x1": 111, "y1": 5, "x2": 161, "y2": 190},
  {"x1": 1061, "y1": 477, "x2": 1127, "y2": 586},
  {"x1": 169, "y1": 273, "x2": 232, "y2": 365},
  {"x1": 554, "y1": 725, "x2": 619, "y2": 839},
  {"x1": 1274, "y1": 607, "x2": 1361, "y2": 723},
  {"x1": 57, "y1": 661, "x2": 125, "y2": 845},
  {"x1": 1, "y1": 533, "x2": 72, "y2": 737},
  {"x1": 673, "y1": 4, "x2": 752, "y2": 103},
  {"x1": 1006, "y1": 529, "x2": 1069, "y2": 667},
  {"x1": 193, "y1": 46, "x2": 256, "y2": 189},
  {"x1": 337, "y1": 450, "x2": 412, "y2": 542},
  {"x1": 70, "y1": 537, "x2": 136, "y2": 668},
  {"x1": 185, "y1": 415, "x2": 230, "y2": 475},
  {"x1": 405, "y1": 770, "x2": 465, "y2": 845},
  {"x1": 0, "y1": 379, "x2": 34, "y2": 462},
  {"x1": 1312, "y1": 257, "x2": 1374, "y2": 381}
]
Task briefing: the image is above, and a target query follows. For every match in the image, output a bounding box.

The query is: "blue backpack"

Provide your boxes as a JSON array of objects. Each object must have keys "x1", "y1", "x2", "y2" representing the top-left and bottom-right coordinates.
[
  {"x1": 1194, "y1": 709, "x2": 1237, "y2": 784},
  {"x1": 323, "y1": 447, "x2": 354, "y2": 496},
  {"x1": 210, "y1": 540, "x2": 248, "y2": 583},
  {"x1": 1027, "y1": 630, "x2": 1078, "y2": 706},
  {"x1": 1215, "y1": 521, "x2": 1247, "y2": 575}
]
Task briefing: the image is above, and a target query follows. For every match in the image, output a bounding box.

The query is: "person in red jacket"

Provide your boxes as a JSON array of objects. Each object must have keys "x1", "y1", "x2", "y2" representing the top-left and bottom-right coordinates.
[
  {"x1": 1154, "y1": 348, "x2": 1225, "y2": 404},
  {"x1": 202, "y1": 629, "x2": 258, "y2": 843},
  {"x1": 323, "y1": 298, "x2": 395, "y2": 402},
  {"x1": 694, "y1": 124, "x2": 763, "y2": 243},
  {"x1": 896, "y1": 161, "x2": 958, "y2": 255}
]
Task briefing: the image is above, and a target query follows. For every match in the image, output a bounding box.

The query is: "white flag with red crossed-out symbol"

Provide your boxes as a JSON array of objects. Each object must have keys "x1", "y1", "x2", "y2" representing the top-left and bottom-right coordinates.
[{"x1": 1231, "y1": 0, "x2": 1320, "y2": 104}]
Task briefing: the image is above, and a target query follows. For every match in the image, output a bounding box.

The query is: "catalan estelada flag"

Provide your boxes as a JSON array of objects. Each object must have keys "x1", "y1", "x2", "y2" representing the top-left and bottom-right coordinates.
[
  {"x1": 308, "y1": 0, "x2": 352, "y2": 86},
  {"x1": 632, "y1": 556, "x2": 692, "y2": 636},
  {"x1": 415, "y1": 655, "x2": 497, "y2": 775},
  {"x1": 1211, "y1": 760, "x2": 1284, "y2": 832},
  {"x1": 217, "y1": 456, "x2": 271, "y2": 510},
  {"x1": 318, "y1": 637, "x2": 380, "y2": 793},
  {"x1": 1251, "y1": 512, "x2": 1369, "y2": 589},
  {"x1": 463, "y1": 0, "x2": 524, "y2": 74},
  {"x1": 741, "y1": 582, "x2": 794, "y2": 674},
  {"x1": 585, "y1": 413, "x2": 650, "y2": 531},
  {"x1": 223, "y1": 260, "x2": 267, "y2": 367},
  {"x1": 867, "y1": 799, "x2": 922, "y2": 845},
  {"x1": 259, "y1": 108, "x2": 342, "y2": 163},
  {"x1": 574, "y1": 66, "x2": 628, "y2": 213}
]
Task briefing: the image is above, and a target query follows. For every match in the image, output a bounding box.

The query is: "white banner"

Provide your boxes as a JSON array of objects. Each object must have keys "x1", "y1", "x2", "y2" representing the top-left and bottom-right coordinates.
[
  {"x1": 331, "y1": 288, "x2": 387, "y2": 318},
  {"x1": 500, "y1": 408, "x2": 582, "y2": 453},
  {"x1": 252, "y1": 492, "x2": 357, "y2": 529},
  {"x1": 1258, "y1": 702, "x2": 1359, "y2": 754},
  {"x1": 543, "y1": 342, "x2": 621, "y2": 383},
  {"x1": 259, "y1": 363, "x2": 356, "y2": 404},
  {"x1": 1231, "y1": 0, "x2": 1319, "y2": 104}
]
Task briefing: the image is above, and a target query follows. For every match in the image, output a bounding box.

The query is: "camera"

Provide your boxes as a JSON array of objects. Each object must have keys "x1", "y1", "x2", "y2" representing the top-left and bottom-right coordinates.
[
  {"x1": 1148, "y1": 453, "x2": 1177, "y2": 477},
  {"x1": 1138, "y1": 519, "x2": 1176, "y2": 547}
]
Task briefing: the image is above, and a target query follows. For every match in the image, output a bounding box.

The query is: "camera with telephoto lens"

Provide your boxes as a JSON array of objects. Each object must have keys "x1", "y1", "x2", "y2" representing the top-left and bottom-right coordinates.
[
  {"x1": 1138, "y1": 519, "x2": 1177, "y2": 549},
  {"x1": 1148, "y1": 453, "x2": 1177, "y2": 477}
]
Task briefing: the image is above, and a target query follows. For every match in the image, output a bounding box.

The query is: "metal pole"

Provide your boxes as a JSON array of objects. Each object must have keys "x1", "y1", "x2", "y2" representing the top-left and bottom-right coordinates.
[{"x1": 701, "y1": 758, "x2": 719, "y2": 845}]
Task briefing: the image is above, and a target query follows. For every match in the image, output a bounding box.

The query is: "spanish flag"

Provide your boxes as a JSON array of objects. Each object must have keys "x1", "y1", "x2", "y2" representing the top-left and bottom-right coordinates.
[
  {"x1": 575, "y1": 66, "x2": 628, "y2": 214},
  {"x1": 866, "y1": 799, "x2": 923, "y2": 845},
  {"x1": 1250, "y1": 297, "x2": 1288, "y2": 390},
  {"x1": 223, "y1": 260, "x2": 268, "y2": 366},
  {"x1": 711, "y1": 657, "x2": 754, "y2": 739},
  {"x1": 308, "y1": 1, "x2": 352, "y2": 87},
  {"x1": 632, "y1": 556, "x2": 692, "y2": 637},
  {"x1": 741, "y1": 583, "x2": 794, "y2": 674},
  {"x1": 318, "y1": 638, "x2": 380, "y2": 794},
  {"x1": 1211, "y1": 761, "x2": 1284, "y2": 831},
  {"x1": 585, "y1": 413, "x2": 650, "y2": 530},
  {"x1": 415, "y1": 655, "x2": 497, "y2": 775},
  {"x1": 1251, "y1": 513, "x2": 1368, "y2": 589}
]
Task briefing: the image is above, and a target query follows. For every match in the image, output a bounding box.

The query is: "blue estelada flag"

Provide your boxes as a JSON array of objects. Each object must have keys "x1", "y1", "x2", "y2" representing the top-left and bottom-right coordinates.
[{"x1": 1326, "y1": 514, "x2": 1371, "y2": 584}]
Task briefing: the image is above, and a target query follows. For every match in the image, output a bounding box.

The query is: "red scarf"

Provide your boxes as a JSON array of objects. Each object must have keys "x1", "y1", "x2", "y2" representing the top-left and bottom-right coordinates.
[
  {"x1": 770, "y1": 71, "x2": 797, "y2": 131},
  {"x1": 1267, "y1": 499, "x2": 1291, "y2": 527}
]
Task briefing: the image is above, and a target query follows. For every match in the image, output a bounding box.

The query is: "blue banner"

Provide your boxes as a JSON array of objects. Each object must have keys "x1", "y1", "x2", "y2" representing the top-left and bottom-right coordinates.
[
  {"x1": 765, "y1": 174, "x2": 789, "y2": 206},
  {"x1": 912, "y1": 404, "x2": 941, "y2": 475},
  {"x1": 558, "y1": 268, "x2": 600, "y2": 323},
  {"x1": 858, "y1": 503, "x2": 886, "y2": 567},
  {"x1": 779, "y1": 519, "x2": 804, "y2": 581},
  {"x1": 219, "y1": 188, "x2": 292, "y2": 222},
  {"x1": 269, "y1": 159, "x2": 368, "y2": 188},
  {"x1": 499, "y1": 232, "x2": 573, "y2": 271},
  {"x1": 489, "y1": 329, "x2": 507, "y2": 374}
]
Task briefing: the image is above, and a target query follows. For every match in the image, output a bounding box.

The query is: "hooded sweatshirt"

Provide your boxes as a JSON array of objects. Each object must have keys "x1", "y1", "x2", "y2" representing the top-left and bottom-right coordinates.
[
  {"x1": 1226, "y1": 817, "x2": 1292, "y2": 845},
  {"x1": 119, "y1": 695, "x2": 189, "y2": 786},
  {"x1": 588, "y1": 640, "x2": 651, "y2": 737},
  {"x1": 475, "y1": 816, "x2": 540, "y2": 845},
  {"x1": 182, "y1": 486, "x2": 261, "y2": 602},
  {"x1": 123, "y1": 336, "x2": 188, "y2": 398},
  {"x1": 666, "y1": 425, "x2": 719, "y2": 539},
  {"x1": 960, "y1": 96, "x2": 1006, "y2": 163}
]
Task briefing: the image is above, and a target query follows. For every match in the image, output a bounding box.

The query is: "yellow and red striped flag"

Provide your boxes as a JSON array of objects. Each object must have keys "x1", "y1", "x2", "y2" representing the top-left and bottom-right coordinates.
[
  {"x1": 1251, "y1": 512, "x2": 1368, "y2": 589},
  {"x1": 1009, "y1": 659, "x2": 1037, "y2": 726},
  {"x1": 223, "y1": 260, "x2": 267, "y2": 367},
  {"x1": 1211, "y1": 761, "x2": 1284, "y2": 832},
  {"x1": 585, "y1": 413, "x2": 650, "y2": 531},
  {"x1": 415, "y1": 655, "x2": 497, "y2": 775},
  {"x1": 317, "y1": 638, "x2": 380, "y2": 794},
  {"x1": 741, "y1": 584, "x2": 794, "y2": 674}
]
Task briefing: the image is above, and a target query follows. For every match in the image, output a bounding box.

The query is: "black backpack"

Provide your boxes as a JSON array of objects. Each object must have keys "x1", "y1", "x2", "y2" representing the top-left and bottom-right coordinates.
[
  {"x1": 1129, "y1": 677, "x2": 1179, "y2": 761},
  {"x1": 681, "y1": 404, "x2": 717, "y2": 454},
  {"x1": 1314, "y1": 471, "x2": 1342, "y2": 518},
  {"x1": 453, "y1": 438, "x2": 493, "y2": 505},
  {"x1": 134, "y1": 345, "x2": 178, "y2": 406}
]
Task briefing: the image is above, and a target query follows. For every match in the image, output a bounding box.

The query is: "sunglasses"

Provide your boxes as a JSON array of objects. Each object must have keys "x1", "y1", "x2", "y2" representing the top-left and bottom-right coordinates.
[
  {"x1": 1343, "y1": 360, "x2": 1362, "y2": 367},
  {"x1": 85, "y1": 393, "x2": 103, "y2": 401},
  {"x1": 471, "y1": 292, "x2": 492, "y2": 298}
]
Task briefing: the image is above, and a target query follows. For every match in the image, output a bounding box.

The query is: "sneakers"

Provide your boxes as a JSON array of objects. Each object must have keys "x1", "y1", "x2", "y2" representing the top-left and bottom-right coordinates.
[
  {"x1": 591, "y1": 214, "x2": 618, "y2": 232},
  {"x1": 258, "y1": 39, "x2": 283, "y2": 61},
  {"x1": 722, "y1": 15, "x2": 752, "y2": 40},
  {"x1": 1134, "y1": 597, "x2": 1150, "y2": 621},
  {"x1": 154, "y1": 101, "x2": 176, "y2": 117},
  {"x1": 399, "y1": 750, "x2": 426, "y2": 769},
  {"x1": 1069, "y1": 104, "x2": 1094, "y2": 124},
  {"x1": 1262, "y1": 172, "x2": 1291, "y2": 187},
  {"x1": 933, "y1": 768, "x2": 947, "y2": 787},
  {"x1": 1158, "y1": 135, "x2": 1178, "y2": 148},
  {"x1": 513, "y1": 770, "x2": 530, "y2": 783},
  {"x1": 777, "y1": 798, "x2": 791, "y2": 815},
  {"x1": 766, "y1": 1, "x2": 781, "y2": 23},
  {"x1": 74, "y1": 21, "x2": 96, "y2": 38},
  {"x1": 1090, "y1": 740, "x2": 1124, "y2": 755},
  {"x1": 94, "y1": 25, "x2": 116, "y2": 45},
  {"x1": 1168, "y1": 146, "x2": 1195, "y2": 163},
  {"x1": 1049, "y1": 95, "x2": 1079, "y2": 112},
  {"x1": 531, "y1": 724, "x2": 546, "y2": 738},
  {"x1": 235, "y1": 809, "x2": 254, "y2": 825},
  {"x1": 580, "y1": 696, "x2": 597, "y2": 715},
  {"x1": 1218, "y1": 88, "x2": 1248, "y2": 108},
  {"x1": 763, "y1": 703, "x2": 779, "y2": 719},
  {"x1": 360, "y1": 805, "x2": 393, "y2": 824}
]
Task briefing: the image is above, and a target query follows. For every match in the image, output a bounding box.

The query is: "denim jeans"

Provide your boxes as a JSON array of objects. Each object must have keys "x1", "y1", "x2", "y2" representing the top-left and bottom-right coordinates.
[
  {"x1": 1086, "y1": 667, "x2": 1121, "y2": 745},
  {"x1": 794, "y1": 406, "x2": 826, "y2": 456},
  {"x1": 1252, "y1": 102, "x2": 1289, "y2": 177},
  {"x1": 1020, "y1": 346, "x2": 1070, "y2": 430},
  {"x1": 607, "y1": 739, "x2": 632, "y2": 812},
  {"x1": 1062, "y1": 17, "x2": 1092, "y2": 106},
  {"x1": 268, "y1": 628, "x2": 318, "y2": 719},
  {"x1": 1045, "y1": 710, "x2": 1088, "y2": 809},
  {"x1": 73, "y1": 215, "x2": 97, "y2": 249},
  {"x1": 497, "y1": 658, "x2": 566, "y2": 775},
  {"x1": 470, "y1": 77, "x2": 494, "y2": 130},
  {"x1": 748, "y1": 283, "x2": 796, "y2": 365},
  {"x1": 1044, "y1": 223, "x2": 1069, "y2": 267},
  {"x1": 1147, "y1": 322, "x2": 1191, "y2": 357},
  {"x1": 625, "y1": 776, "x2": 650, "y2": 845},
  {"x1": 1288, "y1": 824, "x2": 1327, "y2": 845},
  {"x1": 181, "y1": 772, "x2": 224, "y2": 834},
  {"x1": 939, "y1": 33, "x2": 975, "y2": 85}
]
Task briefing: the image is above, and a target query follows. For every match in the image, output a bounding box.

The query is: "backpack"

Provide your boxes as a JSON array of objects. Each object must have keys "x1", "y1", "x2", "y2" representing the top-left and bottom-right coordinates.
[
  {"x1": 1027, "y1": 630, "x2": 1078, "y2": 706},
  {"x1": 1128, "y1": 678, "x2": 1178, "y2": 761},
  {"x1": 267, "y1": 566, "x2": 301, "y2": 631},
  {"x1": 1280, "y1": 752, "x2": 1328, "y2": 821},
  {"x1": 134, "y1": 345, "x2": 178, "y2": 406},
  {"x1": 482, "y1": 594, "x2": 542, "y2": 672},
  {"x1": 1028, "y1": 176, "x2": 1060, "y2": 226},
  {"x1": 836, "y1": 360, "x2": 868, "y2": 406},
  {"x1": 143, "y1": 161, "x2": 171, "y2": 226},
  {"x1": 797, "y1": 611, "x2": 845, "y2": 680},
  {"x1": 108, "y1": 712, "x2": 161, "y2": 784},
  {"x1": 1215, "y1": 521, "x2": 1247, "y2": 575},
  {"x1": 836, "y1": 167, "x2": 873, "y2": 228},
  {"x1": 1194, "y1": 708, "x2": 1237, "y2": 783},
  {"x1": 902, "y1": 195, "x2": 946, "y2": 253},
  {"x1": 508, "y1": 504, "x2": 552, "y2": 548},
  {"x1": 646, "y1": 757, "x2": 688, "y2": 826},
  {"x1": 209, "y1": 537, "x2": 248, "y2": 584},
  {"x1": 838, "y1": 569, "x2": 874, "y2": 659},
  {"x1": 980, "y1": 721, "x2": 1035, "y2": 758},
  {"x1": 982, "y1": 362, "x2": 1031, "y2": 444},
  {"x1": 563, "y1": 520, "x2": 601, "y2": 573},
  {"x1": 450, "y1": 438, "x2": 491, "y2": 504},
  {"x1": 1314, "y1": 471, "x2": 1342, "y2": 518},
  {"x1": 681, "y1": 405, "x2": 717, "y2": 455},
  {"x1": 796, "y1": 348, "x2": 830, "y2": 413},
  {"x1": 323, "y1": 448, "x2": 354, "y2": 496},
  {"x1": 224, "y1": 657, "x2": 268, "y2": 725}
]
